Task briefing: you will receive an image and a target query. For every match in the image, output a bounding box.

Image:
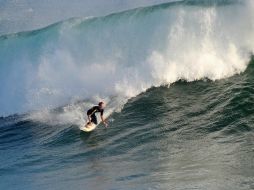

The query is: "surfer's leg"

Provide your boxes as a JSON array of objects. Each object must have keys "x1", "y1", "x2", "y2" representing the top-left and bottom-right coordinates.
[{"x1": 91, "y1": 114, "x2": 98, "y2": 125}]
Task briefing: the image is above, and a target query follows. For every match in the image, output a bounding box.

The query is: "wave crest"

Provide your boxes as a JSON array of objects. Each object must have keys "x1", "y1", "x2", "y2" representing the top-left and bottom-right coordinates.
[{"x1": 0, "y1": 0, "x2": 253, "y2": 120}]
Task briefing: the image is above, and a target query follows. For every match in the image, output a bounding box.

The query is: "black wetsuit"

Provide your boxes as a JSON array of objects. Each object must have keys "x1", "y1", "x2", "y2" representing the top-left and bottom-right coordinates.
[{"x1": 87, "y1": 106, "x2": 104, "y2": 125}]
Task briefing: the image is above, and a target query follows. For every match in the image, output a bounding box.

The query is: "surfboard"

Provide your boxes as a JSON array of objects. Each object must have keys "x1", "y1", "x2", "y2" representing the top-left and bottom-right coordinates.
[{"x1": 80, "y1": 122, "x2": 97, "y2": 132}]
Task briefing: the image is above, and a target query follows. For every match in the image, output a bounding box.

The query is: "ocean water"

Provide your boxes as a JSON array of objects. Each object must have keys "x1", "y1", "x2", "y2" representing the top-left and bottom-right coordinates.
[{"x1": 0, "y1": 0, "x2": 254, "y2": 190}]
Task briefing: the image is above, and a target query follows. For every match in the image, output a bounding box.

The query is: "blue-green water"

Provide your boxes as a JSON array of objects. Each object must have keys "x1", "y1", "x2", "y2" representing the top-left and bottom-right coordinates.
[{"x1": 0, "y1": 1, "x2": 254, "y2": 189}]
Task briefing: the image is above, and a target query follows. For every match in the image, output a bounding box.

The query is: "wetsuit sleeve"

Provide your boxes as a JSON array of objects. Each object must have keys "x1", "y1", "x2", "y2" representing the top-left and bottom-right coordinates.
[{"x1": 100, "y1": 109, "x2": 104, "y2": 116}]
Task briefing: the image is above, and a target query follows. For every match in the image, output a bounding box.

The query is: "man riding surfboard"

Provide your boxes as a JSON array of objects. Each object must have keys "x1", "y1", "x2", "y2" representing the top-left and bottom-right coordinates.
[{"x1": 87, "y1": 101, "x2": 108, "y2": 128}]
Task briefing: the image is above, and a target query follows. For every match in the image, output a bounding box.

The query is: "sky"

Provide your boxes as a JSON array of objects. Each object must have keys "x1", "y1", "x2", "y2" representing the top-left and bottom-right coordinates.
[{"x1": 0, "y1": 0, "x2": 174, "y2": 34}]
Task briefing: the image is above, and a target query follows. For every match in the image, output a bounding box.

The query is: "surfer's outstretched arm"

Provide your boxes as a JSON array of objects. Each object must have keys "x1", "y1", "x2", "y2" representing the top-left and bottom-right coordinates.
[{"x1": 100, "y1": 115, "x2": 108, "y2": 128}]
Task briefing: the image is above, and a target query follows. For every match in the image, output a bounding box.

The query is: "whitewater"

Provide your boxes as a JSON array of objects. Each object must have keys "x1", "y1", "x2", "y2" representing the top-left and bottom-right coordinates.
[{"x1": 0, "y1": 0, "x2": 253, "y2": 119}]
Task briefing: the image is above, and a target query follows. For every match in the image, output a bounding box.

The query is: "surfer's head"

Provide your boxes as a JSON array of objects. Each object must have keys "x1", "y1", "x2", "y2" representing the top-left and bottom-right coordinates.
[{"x1": 98, "y1": 101, "x2": 105, "y2": 109}]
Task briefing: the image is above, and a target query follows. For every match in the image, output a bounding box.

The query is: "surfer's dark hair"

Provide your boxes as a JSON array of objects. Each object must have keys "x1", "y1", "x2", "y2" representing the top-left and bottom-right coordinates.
[{"x1": 98, "y1": 102, "x2": 104, "y2": 106}]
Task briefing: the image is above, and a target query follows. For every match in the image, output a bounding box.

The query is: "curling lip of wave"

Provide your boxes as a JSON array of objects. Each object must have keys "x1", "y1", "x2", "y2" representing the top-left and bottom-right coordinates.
[{"x1": 0, "y1": 0, "x2": 239, "y2": 38}]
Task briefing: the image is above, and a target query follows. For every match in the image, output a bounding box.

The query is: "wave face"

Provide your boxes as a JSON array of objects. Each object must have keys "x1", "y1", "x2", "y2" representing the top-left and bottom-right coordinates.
[
  {"x1": 0, "y1": 60, "x2": 253, "y2": 190},
  {"x1": 0, "y1": 0, "x2": 254, "y2": 117}
]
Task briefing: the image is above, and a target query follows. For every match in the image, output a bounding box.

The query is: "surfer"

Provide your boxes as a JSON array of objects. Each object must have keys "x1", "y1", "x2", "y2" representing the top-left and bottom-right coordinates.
[{"x1": 87, "y1": 102, "x2": 108, "y2": 128}]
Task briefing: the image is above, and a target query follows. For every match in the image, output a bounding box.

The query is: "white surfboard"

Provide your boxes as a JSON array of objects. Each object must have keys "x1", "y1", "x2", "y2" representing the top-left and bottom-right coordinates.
[{"x1": 80, "y1": 122, "x2": 97, "y2": 132}]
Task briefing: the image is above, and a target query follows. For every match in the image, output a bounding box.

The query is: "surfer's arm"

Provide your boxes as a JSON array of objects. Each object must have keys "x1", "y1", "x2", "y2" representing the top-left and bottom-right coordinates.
[{"x1": 100, "y1": 114, "x2": 108, "y2": 127}]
